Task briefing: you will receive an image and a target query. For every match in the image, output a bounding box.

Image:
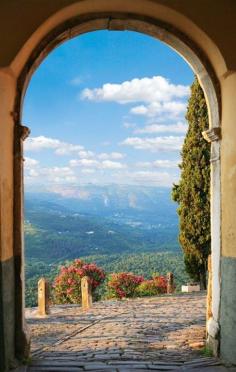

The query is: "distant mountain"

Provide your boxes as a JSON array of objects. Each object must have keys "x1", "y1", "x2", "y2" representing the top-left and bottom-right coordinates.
[
  {"x1": 24, "y1": 185, "x2": 180, "y2": 263},
  {"x1": 25, "y1": 184, "x2": 178, "y2": 225}
]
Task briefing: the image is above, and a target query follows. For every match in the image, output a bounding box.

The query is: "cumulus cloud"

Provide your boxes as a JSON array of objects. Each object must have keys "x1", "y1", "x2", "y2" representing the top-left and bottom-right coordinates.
[
  {"x1": 77, "y1": 150, "x2": 95, "y2": 159},
  {"x1": 24, "y1": 157, "x2": 39, "y2": 168},
  {"x1": 25, "y1": 136, "x2": 61, "y2": 151},
  {"x1": 25, "y1": 136, "x2": 84, "y2": 156},
  {"x1": 24, "y1": 164, "x2": 78, "y2": 184},
  {"x1": 153, "y1": 159, "x2": 179, "y2": 168},
  {"x1": 81, "y1": 169, "x2": 95, "y2": 174},
  {"x1": 81, "y1": 76, "x2": 189, "y2": 104},
  {"x1": 112, "y1": 170, "x2": 179, "y2": 187},
  {"x1": 101, "y1": 160, "x2": 125, "y2": 169},
  {"x1": 131, "y1": 101, "x2": 186, "y2": 118},
  {"x1": 130, "y1": 171, "x2": 177, "y2": 186},
  {"x1": 40, "y1": 166, "x2": 74, "y2": 177},
  {"x1": 70, "y1": 158, "x2": 126, "y2": 170},
  {"x1": 135, "y1": 160, "x2": 179, "y2": 169},
  {"x1": 25, "y1": 136, "x2": 127, "y2": 164},
  {"x1": 70, "y1": 159, "x2": 99, "y2": 168},
  {"x1": 27, "y1": 169, "x2": 39, "y2": 177},
  {"x1": 134, "y1": 161, "x2": 152, "y2": 169},
  {"x1": 134, "y1": 121, "x2": 188, "y2": 134},
  {"x1": 121, "y1": 136, "x2": 184, "y2": 152},
  {"x1": 81, "y1": 75, "x2": 189, "y2": 120},
  {"x1": 55, "y1": 145, "x2": 85, "y2": 156},
  {"x1": 97, "y1": 152, "x2": 125, "y2": 160}
]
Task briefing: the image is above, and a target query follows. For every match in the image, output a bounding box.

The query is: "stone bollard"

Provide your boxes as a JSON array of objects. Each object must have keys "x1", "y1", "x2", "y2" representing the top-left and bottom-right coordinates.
[
  {"x1": 167, "y1": 272, "x2": 175, "y2": 294},
  {"x1": 81, "y1": 276, "x2": 92, "y2": 310},
  {"x1": 38, "y1": 277, "x2": 49, "y2": 316}
]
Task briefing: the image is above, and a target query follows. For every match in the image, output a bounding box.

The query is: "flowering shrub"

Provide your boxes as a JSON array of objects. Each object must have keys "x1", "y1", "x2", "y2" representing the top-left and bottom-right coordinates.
[
  {"x1": 53, "y1": 259, "x2": 105, "y2": 304},
  {"x1": 136, "y1": 275, "x2": 168, "y2": 297},
  {"x1": 107, "y1": 272, "x2": 144, "y2": 299}
]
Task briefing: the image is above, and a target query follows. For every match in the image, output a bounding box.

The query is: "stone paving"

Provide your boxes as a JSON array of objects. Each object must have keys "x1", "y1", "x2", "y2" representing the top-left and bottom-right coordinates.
[{"x1": 21, "y1": 292, "x2": 236, "y2": 371}]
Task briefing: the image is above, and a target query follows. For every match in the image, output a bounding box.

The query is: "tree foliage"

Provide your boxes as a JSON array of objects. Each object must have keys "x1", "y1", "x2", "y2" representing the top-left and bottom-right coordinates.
[{"x1": 172, "y1": 77, "x2": 211, "y2": 289}]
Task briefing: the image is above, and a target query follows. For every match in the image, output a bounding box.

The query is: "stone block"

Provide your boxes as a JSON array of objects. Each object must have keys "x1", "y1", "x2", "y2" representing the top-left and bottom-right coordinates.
[{"x1": 181, "y1": 284, "x2": 200, "y2": 293}]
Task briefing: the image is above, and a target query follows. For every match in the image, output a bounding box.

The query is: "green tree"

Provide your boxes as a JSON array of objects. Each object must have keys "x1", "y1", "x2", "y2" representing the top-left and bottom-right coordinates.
[{"x1": 172, "y1": 77, "x2": 211, "y2": 289}]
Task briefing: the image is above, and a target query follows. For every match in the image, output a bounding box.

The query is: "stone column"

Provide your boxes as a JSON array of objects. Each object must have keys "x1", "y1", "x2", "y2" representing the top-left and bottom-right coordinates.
[
  {"x1": 81, "y1": 276, "x2": 92, "y2": 310},
  {"x1": 166, "y1": 272, "x2": 174, "y2": 294},
  {"x1": 38, "y1": 278, "x2": 50, "y2": 316},
  {"x1": 202, "y1": 127, "x2": 221, "y2": 357}
]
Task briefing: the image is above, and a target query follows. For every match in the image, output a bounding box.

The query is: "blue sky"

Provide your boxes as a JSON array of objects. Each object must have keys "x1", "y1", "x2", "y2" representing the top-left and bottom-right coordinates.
[{"x1": 23, "y1": 30, "x2": 194, "y2": 191}]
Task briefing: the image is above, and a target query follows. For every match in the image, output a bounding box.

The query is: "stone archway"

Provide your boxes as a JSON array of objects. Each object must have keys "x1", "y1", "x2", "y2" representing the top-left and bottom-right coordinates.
[
  {"x1": 14, "y1": 12, "x2": 221, "y2": 362},
  {"x1": 2, "y1": 2, "x2": 236, "y2": 370}
]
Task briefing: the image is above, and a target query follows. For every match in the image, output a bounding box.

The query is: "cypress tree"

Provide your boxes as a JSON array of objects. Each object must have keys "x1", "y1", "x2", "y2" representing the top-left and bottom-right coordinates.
[{"x1": 172, "y1": 77, "x2": 211, "y2": 289}]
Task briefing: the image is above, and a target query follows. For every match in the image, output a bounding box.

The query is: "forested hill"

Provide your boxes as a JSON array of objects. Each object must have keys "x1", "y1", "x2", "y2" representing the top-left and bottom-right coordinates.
[
  {"x1": 24, "y1": 185, "x2": 186, "y2": 307},
  {"x1": 24, "y1": 185, "x2": 180, "y2": 263}
]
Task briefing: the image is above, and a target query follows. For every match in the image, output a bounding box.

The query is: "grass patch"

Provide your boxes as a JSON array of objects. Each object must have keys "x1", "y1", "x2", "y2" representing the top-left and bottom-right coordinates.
[{"x1": 200, "y1": 346, "x2": 214, "y2": 357}]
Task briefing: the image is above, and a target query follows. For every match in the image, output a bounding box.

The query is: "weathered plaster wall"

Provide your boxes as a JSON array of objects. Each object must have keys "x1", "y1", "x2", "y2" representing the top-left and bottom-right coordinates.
[
  {"x1": 0, "y1": 0, "x2": 234, "y2": 72},
  {"x1": 221, "y1": 72, "x2": 236, "y2": 259},
  {"x1": 0, "y1": 0, "x2": 229, "y2": 77},
  {"x1": 219, "y1": 71, "x2": 236, "y2": 364},
  {"x1": 0, "y1": 69, "x2": 16, "y2": 370}
]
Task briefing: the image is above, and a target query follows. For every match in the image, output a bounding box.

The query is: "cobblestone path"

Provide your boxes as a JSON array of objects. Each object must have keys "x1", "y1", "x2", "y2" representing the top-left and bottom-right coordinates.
[{"x1": 22, "y1": 292, "x2": 235, "y2": 371}]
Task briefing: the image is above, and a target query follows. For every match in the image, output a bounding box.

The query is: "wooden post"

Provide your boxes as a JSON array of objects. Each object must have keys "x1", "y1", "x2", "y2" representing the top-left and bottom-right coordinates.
[
  {"x1": 167, "y1": 272, "x2": 175, "y2": 294},
  {"x1": 81, "y1": 276, "x2": 92, "y2": 310},
  {"x1": 38, "y1": 278, "x2": 49, "y2": 316}
]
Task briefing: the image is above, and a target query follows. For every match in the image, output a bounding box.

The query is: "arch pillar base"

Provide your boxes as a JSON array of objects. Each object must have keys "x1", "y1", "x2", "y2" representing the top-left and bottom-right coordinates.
[
  {"x1": 220, "y1": 257, "x2": 236, "y2": 365},
  {"x1": 206, "y1": 318, "x2": 220, "y2": 356}
]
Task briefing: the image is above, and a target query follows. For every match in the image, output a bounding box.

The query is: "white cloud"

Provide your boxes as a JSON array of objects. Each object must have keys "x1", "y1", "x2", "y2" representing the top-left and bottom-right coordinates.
[
  {"x1": 130, "y1": 171, "x2": 178, "y2": 186},
  {"x1": 135, "y1": 161, "x2": 152, "y2": 169},
  {"x1": 25, "y1": 136, "x2": 61, "y2": 151},
  {"x1": 27, "y1": 169, "x2": 39, "y2": 177},
  {"x1": 25, "y1": 136, "x2": 126, "y2": 164},
  {"x1": 70, "y1": 159, "x2": 99, "y2": 168},
  {"x1": 112, "y1": 170, "x2": 178, "y2": 187},
  {"x1": 131, "y1": 101, "x2": 186, "y2": 118},
  {"x1": 55, "y1": 144, "x2": 85, "y2": 156},
  {"x1": 97, "y1": 152, "x2": 125, "y2": 160},
  {"x1": 153, "y1": 160, "x2": 179, "y2": 168},
  {"x1": 81, "y1": 169, "x2": 95, "y2": 174},
  {"x1": 77, "y1": 150, "x2": 94, "y2": 159},
  {"x1": 81, "y1": 76, "x2": 189, "y2": 104},
  {"x1": 121, "y1": 136, "x2": 184, "y2": 152},
  {"x1": 101, "y1": 160, "x2": 125, "y2": 169},
  {"x1": 24, "y1": 136, "x2": 84, "y2": 156},
  {"x1": 70, "y1": 158, "x2": 126, "y2": 170},
  {"x1": 24, "y1": 157, "x2": 39, "y2": 168},
  {"x1": 24, "y1": 164, "x2": 77, "y2": 184},
  {"x1": 134, "y1": 121, "x2": 187, "y2": 134},
  {"x1": 135, "y1": 160, "x2": 178, "y2": 169},
  {"x1": 40, "y1": 166, "x2": 75, "y2": 177}
]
